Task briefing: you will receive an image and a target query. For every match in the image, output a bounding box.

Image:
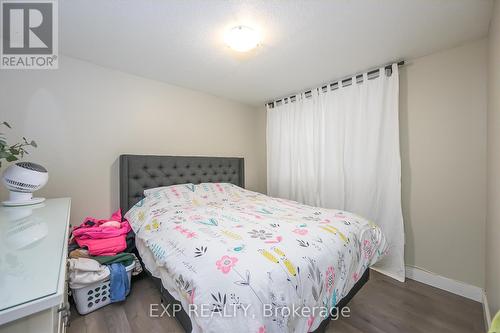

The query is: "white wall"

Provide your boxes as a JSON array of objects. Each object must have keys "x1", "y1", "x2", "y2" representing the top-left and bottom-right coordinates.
[
  {"x1": 487, "y1": 0, "x2": 500, "y2": 315},
  {"x1": 400, "y1": 38, "x2": 487, "y2": 288},
  {"x1": 0, "y1": 55, "x2": 267, "y2": 225}
]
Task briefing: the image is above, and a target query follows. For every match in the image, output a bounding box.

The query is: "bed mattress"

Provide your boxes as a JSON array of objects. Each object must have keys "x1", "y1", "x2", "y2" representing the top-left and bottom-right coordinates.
[{"x1": 125, "y1": 183, "x2": 387, "y2": 333}]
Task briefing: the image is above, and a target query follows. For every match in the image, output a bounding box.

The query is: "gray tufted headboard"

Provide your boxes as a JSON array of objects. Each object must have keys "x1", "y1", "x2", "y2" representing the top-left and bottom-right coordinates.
[{"x1": 119, "y1": 155, "x2": 245, "y2": 213}]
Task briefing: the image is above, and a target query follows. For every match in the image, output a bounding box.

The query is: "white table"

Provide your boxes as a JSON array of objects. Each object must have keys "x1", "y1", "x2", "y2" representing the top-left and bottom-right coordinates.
[{"x1": 0, "y1": 198, "x2": 71, "y2": 333}]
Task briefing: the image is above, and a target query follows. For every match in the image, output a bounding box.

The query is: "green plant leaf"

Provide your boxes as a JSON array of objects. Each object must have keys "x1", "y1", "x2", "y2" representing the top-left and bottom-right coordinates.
[
  {"x1": 0, "y1": 151, "x2": 11, "y2": 158},
  {"x1": 0, "y1": 121, "x2": 37, "y2": 164}
]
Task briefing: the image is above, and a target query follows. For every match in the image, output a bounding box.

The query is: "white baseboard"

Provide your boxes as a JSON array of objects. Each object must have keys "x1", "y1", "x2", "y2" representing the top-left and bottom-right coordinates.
[
  {"x1": 483, "y1": 291, "x2": 492, "y2": 330},
  {"x1": 405, "y1": 265, "x2": 483, "y2": 303},
  {"x1": 370, "y1": 266, "x2": 405, "y2": 283}
]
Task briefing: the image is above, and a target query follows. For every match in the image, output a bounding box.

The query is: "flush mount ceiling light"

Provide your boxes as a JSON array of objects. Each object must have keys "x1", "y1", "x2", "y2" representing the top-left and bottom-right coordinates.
[{"x1": 224, "y1": 25, "x2": 260, "y2": 52}]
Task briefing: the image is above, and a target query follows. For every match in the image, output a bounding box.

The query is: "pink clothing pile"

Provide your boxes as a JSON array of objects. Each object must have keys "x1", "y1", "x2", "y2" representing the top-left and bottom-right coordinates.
[{"x1": 72, "y1": 210, "x2": 131, "y2": 256}]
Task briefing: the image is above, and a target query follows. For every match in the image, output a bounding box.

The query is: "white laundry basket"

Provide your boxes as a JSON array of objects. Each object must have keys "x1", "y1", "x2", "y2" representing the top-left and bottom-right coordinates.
[{"x1": 72, "y1": 262, "x2": 134, "y2": 315}]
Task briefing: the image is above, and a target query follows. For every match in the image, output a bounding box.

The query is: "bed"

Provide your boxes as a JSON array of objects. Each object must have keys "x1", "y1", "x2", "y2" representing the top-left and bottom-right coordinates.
[{"x1": 119, "y1": 155, "x2": 386, "y2": 333}]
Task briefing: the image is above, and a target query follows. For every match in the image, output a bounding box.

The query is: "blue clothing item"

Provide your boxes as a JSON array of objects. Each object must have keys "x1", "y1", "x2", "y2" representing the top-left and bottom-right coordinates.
[{"x1": 109, "y1": 263, "x2": 130, "y2": 302}]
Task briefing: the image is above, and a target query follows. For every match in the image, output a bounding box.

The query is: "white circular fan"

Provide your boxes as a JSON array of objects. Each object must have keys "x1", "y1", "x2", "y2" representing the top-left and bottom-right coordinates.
[{"x1": 2, "y1": 162, "x2": 49, "y2": 206}]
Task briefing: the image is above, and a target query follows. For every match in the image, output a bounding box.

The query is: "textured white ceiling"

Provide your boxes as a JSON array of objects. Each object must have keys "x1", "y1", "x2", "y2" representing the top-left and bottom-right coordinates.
[{"x1": 60, "y1": 0, "x2": 493, "y2": 106}]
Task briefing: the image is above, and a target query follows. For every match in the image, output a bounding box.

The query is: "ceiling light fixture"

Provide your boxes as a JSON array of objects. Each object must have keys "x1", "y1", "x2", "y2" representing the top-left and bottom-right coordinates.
[{"x1": 224, "y1": 25, "x2": 260, "y2": 52}]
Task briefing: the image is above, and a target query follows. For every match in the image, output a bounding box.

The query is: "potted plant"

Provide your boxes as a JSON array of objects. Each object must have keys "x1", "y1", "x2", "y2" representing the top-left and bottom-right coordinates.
[{"x1": 0, "y1": 121, "x2": 37, "y2": 168}]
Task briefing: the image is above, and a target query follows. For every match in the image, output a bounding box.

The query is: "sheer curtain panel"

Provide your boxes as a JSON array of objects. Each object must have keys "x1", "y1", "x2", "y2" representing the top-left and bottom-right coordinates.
[{"x1": 267, "y1": 64, "x2": 405, "y2": 281}]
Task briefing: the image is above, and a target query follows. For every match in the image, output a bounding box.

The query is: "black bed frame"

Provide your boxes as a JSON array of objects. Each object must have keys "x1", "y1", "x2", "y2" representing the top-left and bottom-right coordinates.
[{"x1": 119, "y1": 154, "x2": 369, "y2": 333}]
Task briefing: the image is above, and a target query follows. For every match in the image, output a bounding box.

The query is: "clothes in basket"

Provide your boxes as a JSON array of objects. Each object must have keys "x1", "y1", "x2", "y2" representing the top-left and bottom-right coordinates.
[
  {"x1": 68, "y1": 258, "x2": 110, "y2": 289},
  {"x1": 109, "y1": 263, "x2": 130, "y2": 302},
  {"x1": 71, "y1": 210, "x2": 131, "y2": 256}
]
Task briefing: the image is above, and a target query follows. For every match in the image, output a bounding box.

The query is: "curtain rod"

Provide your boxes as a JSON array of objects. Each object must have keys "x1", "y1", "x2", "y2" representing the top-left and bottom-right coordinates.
[{"x1": 266, "y1": 60, "x2": 405, "y2": 108}]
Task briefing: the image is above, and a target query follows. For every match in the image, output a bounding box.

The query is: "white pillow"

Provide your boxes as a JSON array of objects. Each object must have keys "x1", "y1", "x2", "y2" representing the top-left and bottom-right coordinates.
[{"x1": 143, "y1": 183, "x2": 194, "y2": 197}]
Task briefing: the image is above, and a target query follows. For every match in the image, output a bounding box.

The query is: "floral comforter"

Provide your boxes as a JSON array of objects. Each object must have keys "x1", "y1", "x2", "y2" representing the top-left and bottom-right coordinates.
[{"x1": 125, "y1": 183, "x2": 387, "y2": 333}]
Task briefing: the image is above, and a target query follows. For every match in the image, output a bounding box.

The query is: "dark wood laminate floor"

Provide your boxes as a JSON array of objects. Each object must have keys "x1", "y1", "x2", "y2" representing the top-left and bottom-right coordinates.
[{"x1": 68, "y1": 270, "x2": 485, "y2": 333}]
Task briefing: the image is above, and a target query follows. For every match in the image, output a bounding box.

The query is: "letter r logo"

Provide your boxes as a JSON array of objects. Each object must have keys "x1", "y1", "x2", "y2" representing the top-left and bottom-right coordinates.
[{"x1": 2, "y1": 2, "x2": 53, "y2": 54}]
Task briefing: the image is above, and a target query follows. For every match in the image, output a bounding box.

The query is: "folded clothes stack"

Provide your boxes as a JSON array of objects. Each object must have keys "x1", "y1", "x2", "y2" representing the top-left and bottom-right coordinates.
[{"x1": 67, "y1": 209, "x2": 142, "y2": 303}]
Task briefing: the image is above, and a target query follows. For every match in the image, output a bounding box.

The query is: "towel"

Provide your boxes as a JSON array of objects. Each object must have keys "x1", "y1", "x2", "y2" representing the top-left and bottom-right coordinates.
[{"x1": 109, "y1": 263, "x2": 130, "y2": 302}]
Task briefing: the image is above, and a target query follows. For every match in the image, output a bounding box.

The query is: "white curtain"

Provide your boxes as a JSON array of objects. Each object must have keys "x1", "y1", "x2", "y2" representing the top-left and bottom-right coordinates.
[{"x1": 267, "y1": 64, "x2": 405, "y2": 281}]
